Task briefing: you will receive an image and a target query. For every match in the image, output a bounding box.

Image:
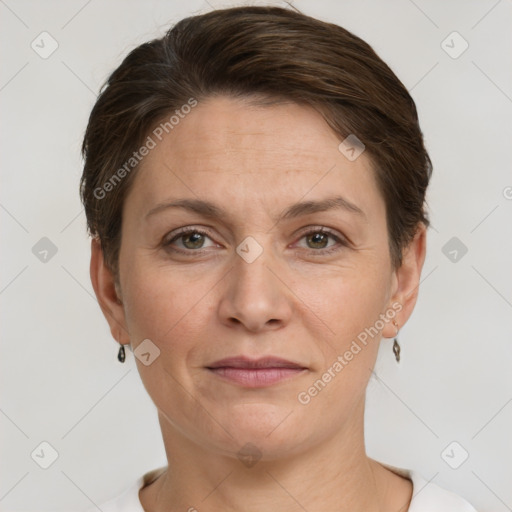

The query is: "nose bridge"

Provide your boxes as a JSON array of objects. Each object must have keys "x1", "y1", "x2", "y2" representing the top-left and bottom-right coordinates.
[
  {"x1": 233, "y1": 233, "x2": 277, "y2": 301},
  {"x1": 218, "y1": 233, "x2": 291, "y2": 331}
]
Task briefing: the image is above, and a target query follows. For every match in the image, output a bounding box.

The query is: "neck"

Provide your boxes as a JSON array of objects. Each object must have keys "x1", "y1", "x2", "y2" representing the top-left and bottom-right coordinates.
[{"x1": 140, "y1": 400, "x2": 400, "y2": 512}]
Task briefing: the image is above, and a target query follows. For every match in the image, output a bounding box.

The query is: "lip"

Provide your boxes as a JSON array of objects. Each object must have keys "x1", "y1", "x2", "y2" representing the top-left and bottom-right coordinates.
[{"x1": 206, "y1": 356, "x2": 308, "y2": 388}]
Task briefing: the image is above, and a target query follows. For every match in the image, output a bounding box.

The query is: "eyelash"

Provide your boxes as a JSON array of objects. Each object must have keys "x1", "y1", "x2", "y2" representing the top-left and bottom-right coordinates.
[{"x1": 163, "y1": 226, "x2": 348, "y2": 257}]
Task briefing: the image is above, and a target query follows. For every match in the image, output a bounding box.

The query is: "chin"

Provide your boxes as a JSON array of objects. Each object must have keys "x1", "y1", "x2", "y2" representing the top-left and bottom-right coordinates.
[{"x1": 209, "y1": 409, "x2": 309, "y2": 460}]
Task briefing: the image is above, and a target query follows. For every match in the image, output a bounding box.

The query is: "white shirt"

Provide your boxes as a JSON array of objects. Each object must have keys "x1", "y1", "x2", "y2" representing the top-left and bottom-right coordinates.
[{"x1": 89, "y1": 463, "x2": 478, "y2": 511}]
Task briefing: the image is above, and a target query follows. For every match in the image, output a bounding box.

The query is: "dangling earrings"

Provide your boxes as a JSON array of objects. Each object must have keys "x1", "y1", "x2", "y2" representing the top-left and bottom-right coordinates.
[
  {"x1": 118, "y1": 344, "x2": 126, "y2": 363},
  {"x1": 392, "y1": 320, "x2": 400, "y2": 363}
]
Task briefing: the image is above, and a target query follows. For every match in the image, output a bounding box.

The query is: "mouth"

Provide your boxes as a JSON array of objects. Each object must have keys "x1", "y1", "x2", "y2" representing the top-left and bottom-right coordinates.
[{"x1": 206, "y1": 356, "x2": 308, "y2": 388}]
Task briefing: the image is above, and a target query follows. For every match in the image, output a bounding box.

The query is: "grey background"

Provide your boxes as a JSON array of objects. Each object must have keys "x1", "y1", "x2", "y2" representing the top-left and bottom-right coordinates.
[{"x1": 1, "y1": 0, "x2": 511, "y2": 510}]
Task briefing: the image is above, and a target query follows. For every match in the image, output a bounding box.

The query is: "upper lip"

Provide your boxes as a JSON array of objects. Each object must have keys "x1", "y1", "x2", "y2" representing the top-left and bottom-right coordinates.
[{"x1": 207, "y1": 356, "x2": 306, "y2": 370}]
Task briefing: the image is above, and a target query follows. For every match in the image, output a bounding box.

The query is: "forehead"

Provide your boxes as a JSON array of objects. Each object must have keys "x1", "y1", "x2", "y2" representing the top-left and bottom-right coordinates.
[
  {"x1": 123, "y1": 96, "x2": 383, "y2": 221},
  {"x1": 159, "y1": 96, "x2": 344, "y2": 166}
]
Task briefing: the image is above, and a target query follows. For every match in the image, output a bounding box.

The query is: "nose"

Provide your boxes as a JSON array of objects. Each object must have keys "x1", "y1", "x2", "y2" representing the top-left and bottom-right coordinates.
[{"x1": 217, "y1": 240, "x2": 293, "y2": 333}]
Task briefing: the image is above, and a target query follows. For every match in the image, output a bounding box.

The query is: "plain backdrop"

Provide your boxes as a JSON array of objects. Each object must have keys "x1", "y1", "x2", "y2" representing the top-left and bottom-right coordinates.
[{"x1": 1, "y1": 0, "x2": 511, "y2": 511}]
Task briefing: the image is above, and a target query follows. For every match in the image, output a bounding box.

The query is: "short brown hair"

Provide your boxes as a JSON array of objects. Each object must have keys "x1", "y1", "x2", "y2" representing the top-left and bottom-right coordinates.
[{"x1": 80, "y1": 5, "x2": 432, "y2": 278}]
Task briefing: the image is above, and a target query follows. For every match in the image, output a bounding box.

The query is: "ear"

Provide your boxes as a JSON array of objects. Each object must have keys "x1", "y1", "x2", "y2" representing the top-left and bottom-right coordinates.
[
  {"x1": 90, "y1": 238, "x2": 130, "y2": 345},
  {"x1": 382, "y1": 223, "x2": 427, "y2": 338}
]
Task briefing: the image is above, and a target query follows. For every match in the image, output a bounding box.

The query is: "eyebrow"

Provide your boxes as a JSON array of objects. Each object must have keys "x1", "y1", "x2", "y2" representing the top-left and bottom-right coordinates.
[{"x1": 144, "y1": 195, "x2": 366, "y2": 223}]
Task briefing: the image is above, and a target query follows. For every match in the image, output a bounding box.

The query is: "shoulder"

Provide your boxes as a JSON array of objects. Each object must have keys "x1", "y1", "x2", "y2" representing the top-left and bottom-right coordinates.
[
  {"x1": 408, "y1": 470, "x2": 478, "y2": 511},
  {"x1": 380, "y1": 462, "x2": 478, "y2": 512},
  {"x1": 84, "y1": 467, "x2": 166, "y2": 512}
]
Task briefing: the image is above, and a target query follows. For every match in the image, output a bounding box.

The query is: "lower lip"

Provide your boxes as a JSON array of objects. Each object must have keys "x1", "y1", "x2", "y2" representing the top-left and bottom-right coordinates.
[{"x1": 208, "y1": 367, "x2": 306, "y2": 387}]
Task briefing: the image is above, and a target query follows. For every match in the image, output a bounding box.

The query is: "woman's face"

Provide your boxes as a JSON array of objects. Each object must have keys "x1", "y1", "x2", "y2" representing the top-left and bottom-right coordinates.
[{"x1": 92, "y1": 95, "x2": 425, "y2": 461}]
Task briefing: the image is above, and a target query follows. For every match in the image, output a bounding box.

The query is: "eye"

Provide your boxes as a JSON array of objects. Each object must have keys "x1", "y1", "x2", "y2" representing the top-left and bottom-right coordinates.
[
  {"x1": 164, "y1": 227, "x2": 217, "y2": 253},
  {"x1": 163, "y1": 226, "x2": 348, "y2": 257},
  {"x1": 295, "y1": 227, "x2": 347, "y2": 255}
]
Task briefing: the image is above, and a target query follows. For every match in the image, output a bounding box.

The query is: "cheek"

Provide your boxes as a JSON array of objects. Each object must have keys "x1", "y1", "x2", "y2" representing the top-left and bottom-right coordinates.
[
  {"x1": 120, "y1": 262, "x2": 213, "y2": 419},
  {"x1": 298, "y1": 261, "x2": 391, "y2": 343},
  {"x1": 124, "y1": 269, "x2": 203, "y2": 346},
  {"x1": 293, "y1": 271, "x2": 389, "y2": 423}
]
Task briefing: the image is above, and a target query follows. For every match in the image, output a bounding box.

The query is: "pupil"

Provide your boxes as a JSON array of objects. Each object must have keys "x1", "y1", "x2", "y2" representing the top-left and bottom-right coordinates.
[
  {"x1": 184, "y1": 232, "x2": 204, "y2": 249},
  {"x1": 309, "y1": 232, "x2": 327, "y2": 248}
]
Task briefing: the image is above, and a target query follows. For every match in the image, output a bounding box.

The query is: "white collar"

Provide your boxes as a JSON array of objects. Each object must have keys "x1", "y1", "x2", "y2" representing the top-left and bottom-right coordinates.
[{"x1": 97, "y1": 463, "x2": 477, "y2": 511}]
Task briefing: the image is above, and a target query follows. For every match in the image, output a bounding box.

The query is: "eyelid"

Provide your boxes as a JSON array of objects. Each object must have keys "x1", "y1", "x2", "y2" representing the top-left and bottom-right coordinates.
[
  {"x1": 295, "y1": 225, "x2": 344, "y2": 238},
  {"x1": 164, "y1": 226, "x2": 216, "y2": 247},
  {"x1": 292, "y1": 225, "x2": 349, "y2": 252},
  {"x1": 163, "y1": 225, "x2": 349, "y2": 255}
]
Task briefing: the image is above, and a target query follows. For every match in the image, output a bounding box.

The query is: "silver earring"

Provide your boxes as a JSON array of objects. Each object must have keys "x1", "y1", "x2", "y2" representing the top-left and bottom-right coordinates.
[
  {"x1": 118, "y1": 344, "x2": 126, "y2": 363},
  {"x1": 392, "y1": 320, "x2": 400, "y2": 363}
]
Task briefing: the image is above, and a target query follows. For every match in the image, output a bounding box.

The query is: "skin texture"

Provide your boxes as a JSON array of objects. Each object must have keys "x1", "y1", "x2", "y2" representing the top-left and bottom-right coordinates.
[{"x1": 90, "y1": 96, "x2": 426, "y2": 512}]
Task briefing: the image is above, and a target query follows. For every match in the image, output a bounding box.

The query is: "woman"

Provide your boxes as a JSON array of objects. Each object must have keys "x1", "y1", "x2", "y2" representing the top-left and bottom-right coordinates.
[{"x1": 81, "y1": 5, "x2": 478, "y2": 511}]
